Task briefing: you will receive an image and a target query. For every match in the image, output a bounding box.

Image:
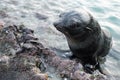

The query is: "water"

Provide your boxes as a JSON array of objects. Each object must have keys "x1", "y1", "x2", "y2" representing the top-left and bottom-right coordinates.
[{"x1": 0, "y1": 0, "x2": 120, "y2": 79}]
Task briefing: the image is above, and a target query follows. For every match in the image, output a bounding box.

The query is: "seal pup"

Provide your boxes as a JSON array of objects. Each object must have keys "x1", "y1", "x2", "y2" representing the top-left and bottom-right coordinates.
[{"x1": 53, "y1": 9, "x2": 112, "y2": 74}]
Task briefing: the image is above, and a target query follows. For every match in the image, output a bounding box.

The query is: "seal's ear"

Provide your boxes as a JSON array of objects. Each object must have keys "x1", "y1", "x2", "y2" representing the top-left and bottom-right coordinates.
[{"x1": 85, "y1": 27, "x2": 93, "y2": 32}]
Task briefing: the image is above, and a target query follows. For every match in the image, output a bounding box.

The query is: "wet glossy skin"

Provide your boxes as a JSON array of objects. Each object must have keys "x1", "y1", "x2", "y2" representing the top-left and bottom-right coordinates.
[{"x1": 54, "y1": 9, "x2": 112, "y2": 74}]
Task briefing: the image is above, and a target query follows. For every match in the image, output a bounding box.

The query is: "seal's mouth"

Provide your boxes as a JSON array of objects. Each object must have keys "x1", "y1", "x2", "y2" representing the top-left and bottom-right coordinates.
[
  {"x1": 55, "y1": 26, "x2": 70, "y2": 36},
  {"x1": 54, "y1": 25, "x2": 63, "y2": 32}
]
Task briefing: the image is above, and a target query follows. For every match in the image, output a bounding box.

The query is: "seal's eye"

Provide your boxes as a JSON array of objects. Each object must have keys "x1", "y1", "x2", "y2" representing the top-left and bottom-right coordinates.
[{"x1": 74, "y1": 23, "x2": 79, "y2": 28}]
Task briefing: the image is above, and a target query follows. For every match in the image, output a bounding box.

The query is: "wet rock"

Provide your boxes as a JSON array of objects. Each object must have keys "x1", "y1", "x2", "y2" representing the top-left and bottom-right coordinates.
[
  {"x1": 31, "y1": 73, "x2": 48, "y2": 80},
  {"x1": 26, "y1": 40, "x2": 42, "y2": 45},
  {"x1": 21, "y1": 34, "x2": 38, "y2": 42},
  {"x1": 42, "y1": 48, "x2": 56, "y2": 57},
  {"x1": 0, "y1": 55, "x2": 9, "y2": 70},
  {"x1": 22, "y1": 28, "x2": 34, "y2": 34},
  {"x1": 50, "y1": 56, "x2": 61, "y2": 67},
  {"x1": 22, "y1": 43, "x2": 34, "y2": 49},
  {"x1": 0, "y1": 28, "x2": 18, "y2": 55},
  {"x1": 57, "y1": 60, "x2": 75, "y2": 77},
  {"x1": 0, "y1": 24, "x2": 111, "y2": 80},
  {"x1": 0, "y1": 10, "x2": 8, "y2": 18},
  {"x1": 0, "y1": 55, "x2": 43, "y2": 80},
  {"x1": 0, "y1": 24, "x2": 48, "y2": 80},
  {"x1": 16, "y1": 45, "x2": 39, "y2": 56},
  {"x1": 72, "y1": 70, "x2": 90, "y2": 80}
]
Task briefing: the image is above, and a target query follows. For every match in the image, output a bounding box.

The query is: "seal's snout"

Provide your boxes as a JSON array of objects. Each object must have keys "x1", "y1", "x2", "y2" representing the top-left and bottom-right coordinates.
[
  {"x1": 53, "y1": 22, "x2": 61, "y2": 29},
  {"x1": 53, "y1": 22, "x2": 64, "y2": 32},
  {"x1": 53, "y1": 22, "x2": 58, "y2": 27}
]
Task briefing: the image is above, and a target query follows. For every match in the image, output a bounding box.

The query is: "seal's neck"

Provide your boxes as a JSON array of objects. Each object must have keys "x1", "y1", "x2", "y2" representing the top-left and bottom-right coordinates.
[
  {"x1": 66, "y1": 30, "x2": 101, "y2": 49},
  {"x1": 66, "y1": 35, "x2": 93, "y2": 49}
]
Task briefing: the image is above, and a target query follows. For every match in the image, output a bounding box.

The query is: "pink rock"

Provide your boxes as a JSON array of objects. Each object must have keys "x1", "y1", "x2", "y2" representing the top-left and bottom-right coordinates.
[{"x1": 31, "y1": 73, "x2": 48, "y2": 80}]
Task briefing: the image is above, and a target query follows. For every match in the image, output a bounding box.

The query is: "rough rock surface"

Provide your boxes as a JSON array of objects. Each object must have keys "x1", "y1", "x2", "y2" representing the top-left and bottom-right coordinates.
[{"x1": 0, "y1": 23, "x2": 112, "y2": 80}]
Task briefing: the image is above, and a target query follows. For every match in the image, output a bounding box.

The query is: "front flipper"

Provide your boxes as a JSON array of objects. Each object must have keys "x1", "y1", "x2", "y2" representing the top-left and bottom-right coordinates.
[
  {"x1": 83, "y1": 62, "x2": 108, "y2": 75},
  {"x1": 83, "y1": 64, "x2": 95, "y2": 74}
]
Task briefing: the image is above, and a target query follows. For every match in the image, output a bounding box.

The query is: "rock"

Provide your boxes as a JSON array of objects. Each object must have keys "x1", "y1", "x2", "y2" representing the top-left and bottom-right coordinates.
[
  {"x1": 0, "y1": 24, "x2": 48, "y2": 80},
  {"x1": 0, "y1": 10, "x2": 8, "y2": 18},
  {"x1": 50, "y1": 56, "x2": 61, "y2": 67},
  {"x1": 0, "y1": 24, "x2": 111, "y2": 80},
  {"x1": 31, "y1": 73, "x2": 48, "y2": 80},
  {"x1": 0, "y1": 55, "x2": 44, "y2": 80},
  {"x1": 0, "y1": 27, "x2": 18, "y2": 55},
  {"x1": 21, "y1": 34, "x2": 38, "y2": 42}
]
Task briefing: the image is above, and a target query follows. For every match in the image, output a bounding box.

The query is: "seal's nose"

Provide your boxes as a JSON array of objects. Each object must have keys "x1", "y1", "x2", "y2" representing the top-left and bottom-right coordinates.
[
  {"x1": 53, "y1": 22, "x2": 58, "y2": 27},
  {"x1": 53, "y1": 22, "x2": 64, "y2": 32}
]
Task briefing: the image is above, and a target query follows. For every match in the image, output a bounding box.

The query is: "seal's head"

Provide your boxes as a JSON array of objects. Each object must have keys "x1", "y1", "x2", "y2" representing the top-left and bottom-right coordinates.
[{"x1": 54, "y1": 9, "x2": 101, "y2": 41}]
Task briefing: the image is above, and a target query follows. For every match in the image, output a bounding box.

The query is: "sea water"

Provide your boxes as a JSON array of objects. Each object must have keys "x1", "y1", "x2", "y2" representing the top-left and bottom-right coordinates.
[{"x1": 0, "y1": 0, "x2": 120, "y2": 79}]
